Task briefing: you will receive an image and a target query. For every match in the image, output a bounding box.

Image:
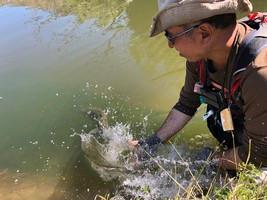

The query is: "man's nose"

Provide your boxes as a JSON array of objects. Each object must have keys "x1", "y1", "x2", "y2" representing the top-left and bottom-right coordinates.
[{"x1": 168, "y1": 41, "x2": 174, "y2": 48}]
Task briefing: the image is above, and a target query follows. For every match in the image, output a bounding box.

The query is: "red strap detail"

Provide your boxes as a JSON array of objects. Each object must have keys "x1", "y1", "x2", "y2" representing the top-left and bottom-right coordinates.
[
  {"x1": 210, "y1": 81, "x2": 228, "y2": 93},
  {"x1": 248, "y1": 12, "x2": 259, "y2": 21},
  {"x1": 197, "y1": 60, "x2": 205, "y2": 84},
  {"x1": 248, "y1": 12, "x2": 267, "y2": 23},
  {"x1": 231, "y1": 76, "x2": 242, "y2": 96}
]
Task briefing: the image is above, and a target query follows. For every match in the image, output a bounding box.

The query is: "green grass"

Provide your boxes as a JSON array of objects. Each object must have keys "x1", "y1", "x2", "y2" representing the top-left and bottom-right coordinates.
[{"x1": 213, "y1": 163, "x2": 267, "y2": 200}]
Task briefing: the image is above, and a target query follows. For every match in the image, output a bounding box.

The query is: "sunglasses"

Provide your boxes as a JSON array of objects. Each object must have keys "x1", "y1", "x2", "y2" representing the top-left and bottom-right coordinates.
[{"x1": 165, "y1": 25, "x2": 199, "y2": 44}]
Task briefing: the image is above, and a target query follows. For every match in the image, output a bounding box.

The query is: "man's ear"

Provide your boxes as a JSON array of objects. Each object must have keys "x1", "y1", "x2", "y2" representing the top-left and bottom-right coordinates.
[{"x1": 198, "y1": 24, "x2": 212, "y2": 43}]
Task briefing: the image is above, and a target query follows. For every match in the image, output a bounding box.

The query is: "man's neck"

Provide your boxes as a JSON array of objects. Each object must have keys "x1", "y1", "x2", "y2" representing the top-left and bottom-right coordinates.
[{"x1": 208, "y1": 25, "x2": 238, "y2": 71}]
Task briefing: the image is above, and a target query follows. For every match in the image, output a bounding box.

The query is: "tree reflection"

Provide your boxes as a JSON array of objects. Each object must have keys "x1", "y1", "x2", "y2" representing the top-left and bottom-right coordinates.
[{"x1": 1, "y1": 0, "x2": 132, "y2": 26}]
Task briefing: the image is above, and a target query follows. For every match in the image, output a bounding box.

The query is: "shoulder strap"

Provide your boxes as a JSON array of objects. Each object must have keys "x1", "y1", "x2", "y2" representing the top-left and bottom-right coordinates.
[
  {"x1": 230, "y1": 23, "x2": 267, "y2": 104},
  {"x1": 197, "y1": 60, "x2": 205, "y2": 84},
  {"x1": 233, "y1": 24, "x2": 267, "y2": 77}
]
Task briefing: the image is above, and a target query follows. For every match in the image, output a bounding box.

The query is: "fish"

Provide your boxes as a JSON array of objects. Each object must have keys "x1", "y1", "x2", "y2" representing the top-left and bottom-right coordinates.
[{"x1": 79, "y1": 107, "x2": 136, "y2": 181}]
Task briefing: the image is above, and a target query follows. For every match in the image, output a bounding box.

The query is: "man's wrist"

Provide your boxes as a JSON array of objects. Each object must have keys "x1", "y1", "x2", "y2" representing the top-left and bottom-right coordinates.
[{"x1": 138, "y1": 134, "x2": 162, "y2": 147}]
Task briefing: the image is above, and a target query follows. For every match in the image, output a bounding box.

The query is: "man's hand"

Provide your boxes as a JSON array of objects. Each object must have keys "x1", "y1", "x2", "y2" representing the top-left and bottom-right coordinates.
[
  {"x1": 214, "y1": 147, "x2": 243, "y2": 170},
  {"x1": 129, "y1": 134, "x2": 162, "y2": 148},
  {"x1": 128, "y1": 134, "x2": 162, "y2": 161},
  {"x1": 138, "y1": 134, "x2": 162, "y2": 147},
  {"x1": 129, "y1": 140, "x2": 139, "y2": 149}
]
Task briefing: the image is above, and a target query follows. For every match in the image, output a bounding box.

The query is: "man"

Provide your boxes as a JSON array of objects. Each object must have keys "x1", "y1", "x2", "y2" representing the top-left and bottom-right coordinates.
[{"x1": 130, "y1": 0, "x2": 267, "y2": 170}]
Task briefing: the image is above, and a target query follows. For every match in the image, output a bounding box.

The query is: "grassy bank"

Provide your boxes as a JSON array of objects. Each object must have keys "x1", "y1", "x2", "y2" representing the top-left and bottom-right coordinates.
[{"x1": 213, "y1": 163, "x2": 267, "y2": 200}]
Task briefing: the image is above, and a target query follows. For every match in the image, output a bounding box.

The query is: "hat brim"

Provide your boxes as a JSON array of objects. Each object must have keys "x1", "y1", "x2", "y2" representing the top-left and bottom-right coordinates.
[{"x1": 149, "y1": 0, "x2": 253, "y2": 37}]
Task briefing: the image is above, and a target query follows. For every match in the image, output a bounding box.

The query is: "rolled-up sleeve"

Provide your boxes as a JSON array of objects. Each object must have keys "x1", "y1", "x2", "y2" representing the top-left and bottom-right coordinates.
[{"x1": 173, "y1": 61, "x2": 201, "y2": 116}]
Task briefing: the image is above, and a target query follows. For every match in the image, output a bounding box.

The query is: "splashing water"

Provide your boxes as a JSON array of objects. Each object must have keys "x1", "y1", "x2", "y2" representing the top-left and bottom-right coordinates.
[
  {"x1": 72, "y1": 121, "x2": 134, "y2": 181},
  {"x1": 117, "y1": 145, "x2": 224, "y2": 199},
  {"x1": 72, "y1": 108, "x2": 226, "y2": 199}
]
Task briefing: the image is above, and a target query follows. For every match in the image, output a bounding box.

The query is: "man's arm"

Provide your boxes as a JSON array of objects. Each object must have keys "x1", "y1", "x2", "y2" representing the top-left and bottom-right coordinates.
[
  {"x1": 129, "y1": 108, "x2": 192, "y2": 147},
  {"x1": 155, "y1": 108, "x2": 192, "y2": 142},
  {"x1": 156, "y1": 62, "x2": 200, "y2": 142},
  {"x1": 131, "y1": 61, "x2": 200, "y2": 147}
]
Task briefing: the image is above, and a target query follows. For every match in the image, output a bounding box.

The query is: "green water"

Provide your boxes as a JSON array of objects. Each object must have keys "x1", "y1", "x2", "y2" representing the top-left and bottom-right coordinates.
[{"x1": 0, "y1": 0, "x2": 267, "y2": 199}]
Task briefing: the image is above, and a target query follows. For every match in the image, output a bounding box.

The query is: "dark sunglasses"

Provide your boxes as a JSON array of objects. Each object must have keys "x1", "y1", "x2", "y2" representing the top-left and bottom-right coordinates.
[{"x1": 165, "y1": 25, "x2": 199, "y2": 44}]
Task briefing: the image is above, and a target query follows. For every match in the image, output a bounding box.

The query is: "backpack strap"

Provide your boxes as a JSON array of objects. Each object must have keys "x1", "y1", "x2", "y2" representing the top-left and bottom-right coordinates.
[
  {"x1": 197, "y1": 60, "x2": 206, "y2": 84},
  {"x1": 231, "y1": 24, "x2": 267, "y2": 106},
  {"x1": 233, "y1": 25, "x2": 267, "y2": 76}
]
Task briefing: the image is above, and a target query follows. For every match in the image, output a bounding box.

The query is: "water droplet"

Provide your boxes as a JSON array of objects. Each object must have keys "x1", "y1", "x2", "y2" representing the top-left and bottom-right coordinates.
[{"x1": 31, "y1": 141, "x2": 38, "y2": 145}]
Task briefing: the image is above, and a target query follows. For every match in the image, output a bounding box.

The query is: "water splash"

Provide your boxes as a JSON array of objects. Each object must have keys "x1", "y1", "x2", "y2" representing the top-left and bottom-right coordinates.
[
  {"x1": 72, "y1": 107, "x2": 225, "y2": 199},
  {"x1": 71, "y1": 107, "x2": 134, "y2": 181},
  {"x1": 116, "y1": 145, "x2": 223, "y2": 199}
]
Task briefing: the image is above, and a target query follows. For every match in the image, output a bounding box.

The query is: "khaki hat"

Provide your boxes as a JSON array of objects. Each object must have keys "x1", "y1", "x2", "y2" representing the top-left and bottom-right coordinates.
[{"x1": 149, "y1": 0, "x2": 253, "y2": 37}]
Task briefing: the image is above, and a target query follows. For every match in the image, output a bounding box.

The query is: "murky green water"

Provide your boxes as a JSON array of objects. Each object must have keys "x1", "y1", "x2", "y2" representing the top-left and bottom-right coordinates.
[{"x1": 0, "y1": 0, "x2": 267, "y2": 199}]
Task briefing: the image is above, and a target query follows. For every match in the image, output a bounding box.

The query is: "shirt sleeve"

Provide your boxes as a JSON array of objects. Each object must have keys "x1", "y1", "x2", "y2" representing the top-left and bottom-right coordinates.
[
  {"x1": 238, "y1": 48, "x2": 267, "y2": 166},
  {"x1": 173, "y1": 61, "x2": 201, "y2": 116}
]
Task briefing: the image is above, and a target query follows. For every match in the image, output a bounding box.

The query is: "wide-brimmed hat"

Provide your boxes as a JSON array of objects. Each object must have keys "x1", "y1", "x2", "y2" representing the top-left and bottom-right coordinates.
[{"x1": 149, "y1": 0, "x2": 253, "y2": 37}]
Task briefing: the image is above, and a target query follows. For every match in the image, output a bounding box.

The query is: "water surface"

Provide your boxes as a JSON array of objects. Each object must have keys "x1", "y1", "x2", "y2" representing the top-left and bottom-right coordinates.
[{"x1": 0, "y1": 0, "x2": 267, "y2": 199}]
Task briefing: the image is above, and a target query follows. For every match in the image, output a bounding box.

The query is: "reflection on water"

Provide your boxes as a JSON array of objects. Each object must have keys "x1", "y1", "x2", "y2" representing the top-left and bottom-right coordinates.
[
  {"x1": 1, "y1": 0, "x2": 267, "y2": 199},
  {"x1": 1, "y1": 0, "x2": 133, "y2": 25}
]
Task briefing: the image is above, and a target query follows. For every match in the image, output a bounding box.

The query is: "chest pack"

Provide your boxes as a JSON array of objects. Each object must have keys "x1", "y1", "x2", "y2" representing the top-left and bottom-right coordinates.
[{"x1": 196, "y1": 12, "x2": 267, "y2": 111}]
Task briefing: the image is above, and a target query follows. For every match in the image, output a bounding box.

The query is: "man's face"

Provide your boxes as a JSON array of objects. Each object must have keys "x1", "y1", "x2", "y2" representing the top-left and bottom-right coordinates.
[{"x1": 165, "y1": 25, "x2": 205, "y2": 62}]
